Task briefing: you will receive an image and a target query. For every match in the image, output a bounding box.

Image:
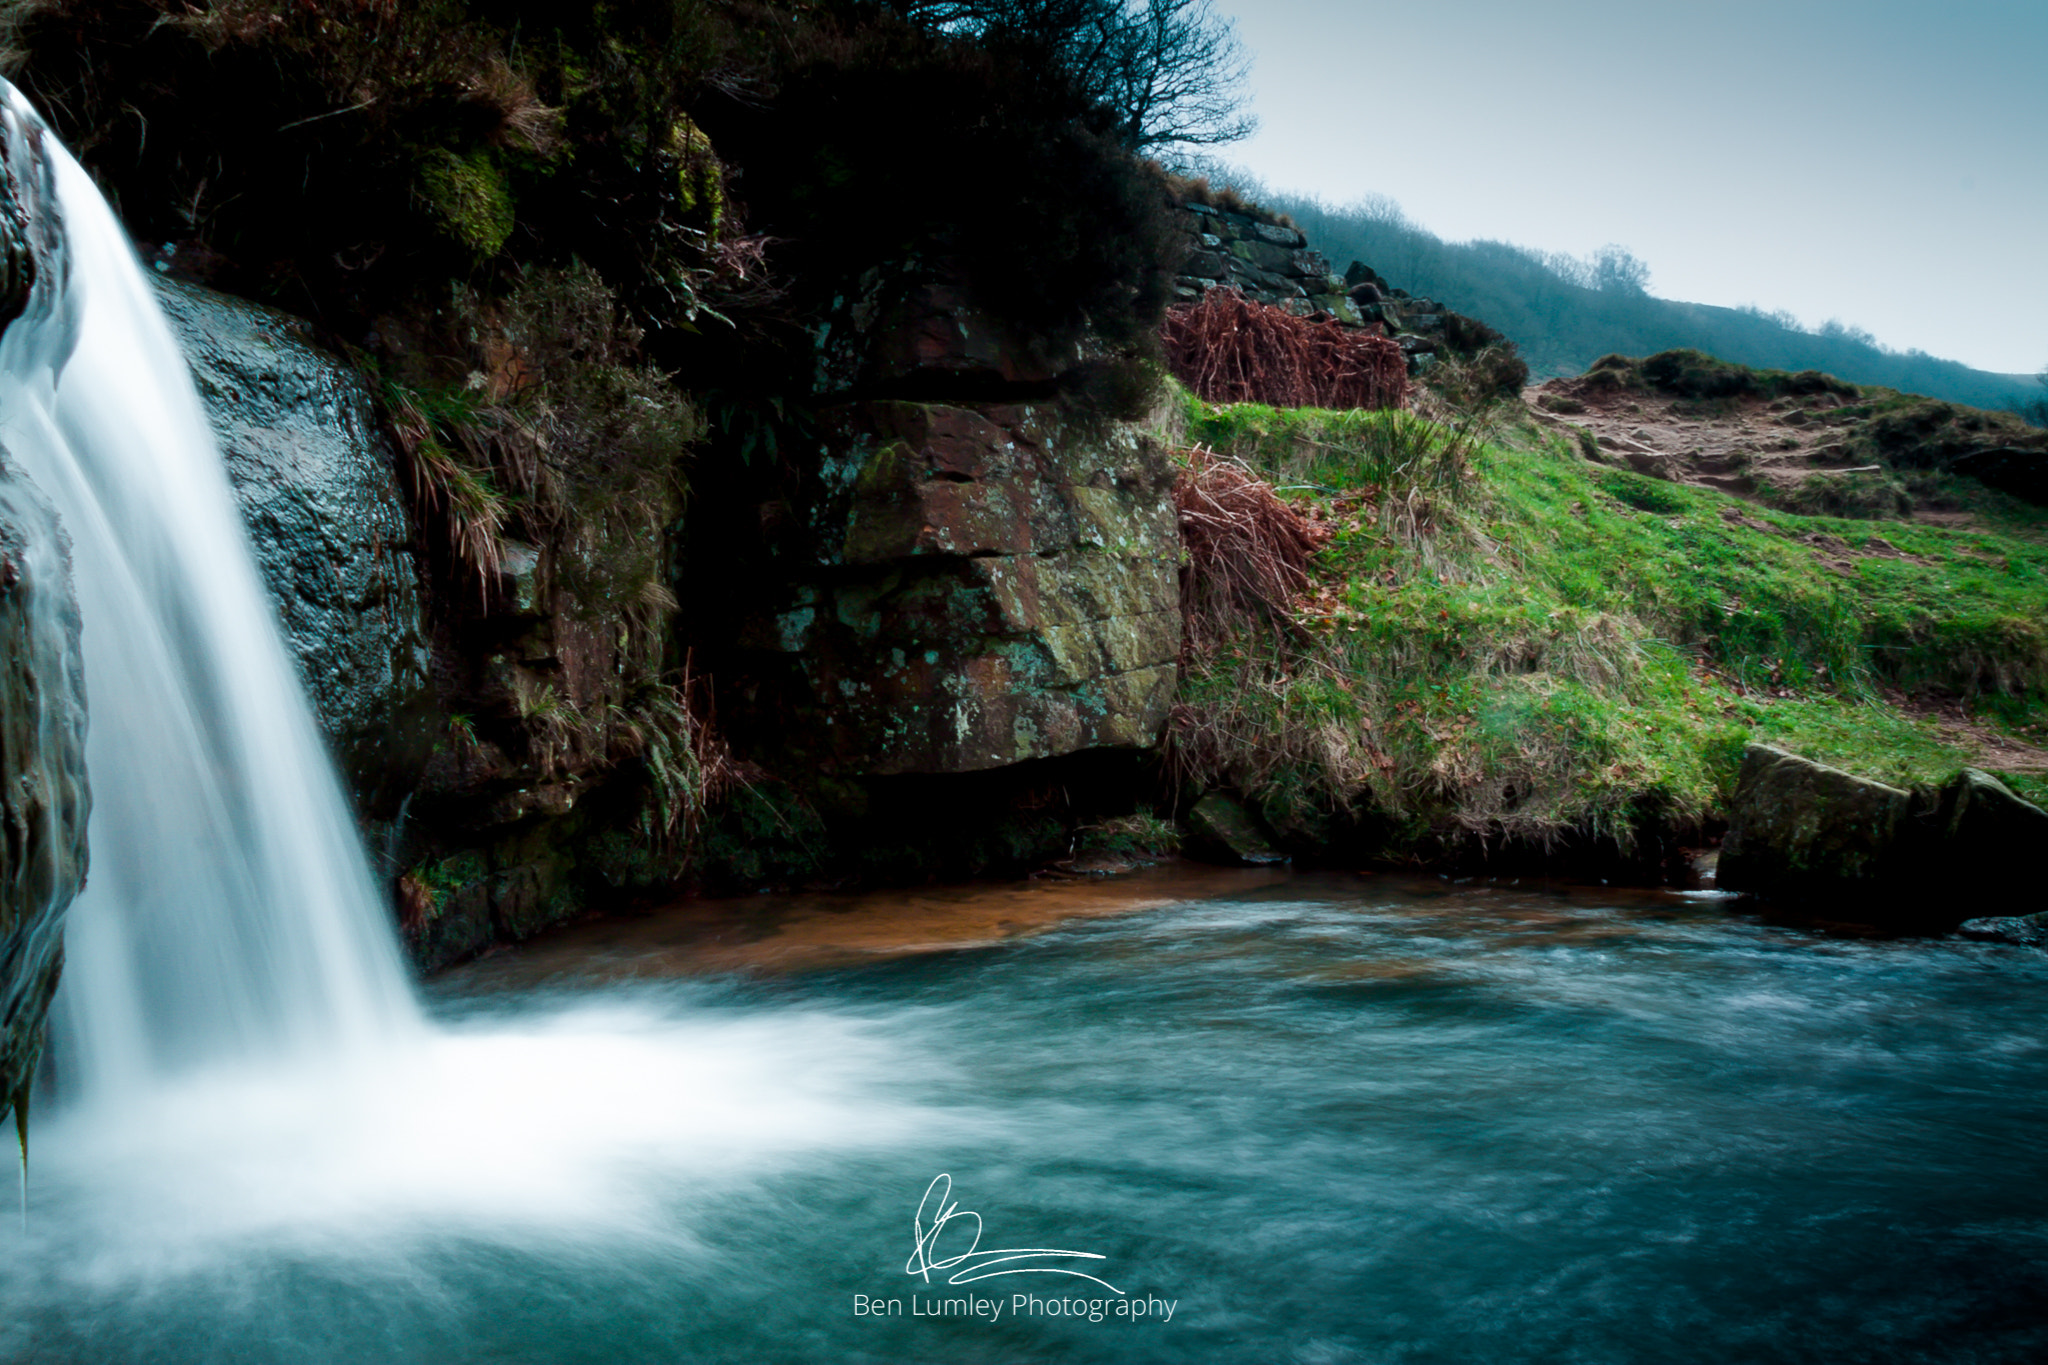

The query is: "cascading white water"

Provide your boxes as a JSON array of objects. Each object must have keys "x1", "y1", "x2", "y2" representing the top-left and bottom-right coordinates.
[
  {"x1": 0, "y1": 91, "x2": 937, "y2": 1292},
  {"x1": 0, "y1": 83, "x2": 420, "y2": 1104}
]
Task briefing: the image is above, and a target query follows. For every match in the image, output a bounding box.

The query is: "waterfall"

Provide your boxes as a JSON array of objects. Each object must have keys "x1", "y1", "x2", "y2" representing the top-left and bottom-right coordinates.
[
  {"x1": 0, "y1": 85, "x2": 935, "y2": 1295},
  {"x1": 0, "y1": 84, "x2": 420, "y2": 1107}
]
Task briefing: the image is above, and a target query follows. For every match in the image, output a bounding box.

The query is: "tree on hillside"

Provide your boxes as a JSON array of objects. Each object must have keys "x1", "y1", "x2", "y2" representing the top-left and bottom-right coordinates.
[
  {"x1": 1592, "y1": 244, "x2": 1651, "y2": 295},
  {"x1": 900, "y1": 0, "x2": 1255, "y2": 157}
]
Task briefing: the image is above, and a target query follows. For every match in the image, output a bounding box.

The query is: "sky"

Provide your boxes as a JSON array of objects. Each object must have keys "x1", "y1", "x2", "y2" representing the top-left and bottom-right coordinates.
[{"x1": 1216, "y1": 0, "x2": 2047, "y2": 375}]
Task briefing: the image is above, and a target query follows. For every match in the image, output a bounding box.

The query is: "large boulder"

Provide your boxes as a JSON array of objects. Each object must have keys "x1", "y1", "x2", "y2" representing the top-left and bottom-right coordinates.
[
  {"x1": 1718, "y1": 744, "x2": 1911, "y2": 902},
  {"x1": 0, "y1": 457, "x2": 88, "y2": 1131},
  {"x1": 151, "y1": 278, "x2": 435, "y2": 815},
  {"x1": 1719, "y1": 743, "x2": 2048, "y2": 928}
]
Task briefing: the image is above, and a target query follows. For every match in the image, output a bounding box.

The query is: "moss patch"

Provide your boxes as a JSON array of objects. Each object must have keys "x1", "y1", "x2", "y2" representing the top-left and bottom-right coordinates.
[{"x1": 416, "y1": 147, "x2": 515, "y2": 259}]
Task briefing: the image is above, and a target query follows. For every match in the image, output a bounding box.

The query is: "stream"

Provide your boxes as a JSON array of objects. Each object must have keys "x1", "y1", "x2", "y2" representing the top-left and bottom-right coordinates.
[{"x1": 6, "y1": 868, "x2": 2045, "y2": 1364}]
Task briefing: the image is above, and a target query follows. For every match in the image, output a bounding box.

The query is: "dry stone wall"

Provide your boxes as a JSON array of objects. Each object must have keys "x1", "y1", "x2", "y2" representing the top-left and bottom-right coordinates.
[{"x1": 1172, "y1": 200, "x2": 1503, "y2": 376}]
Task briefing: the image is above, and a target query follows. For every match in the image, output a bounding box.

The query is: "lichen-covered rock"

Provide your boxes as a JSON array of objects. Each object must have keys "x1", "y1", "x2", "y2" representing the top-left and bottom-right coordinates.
[
  {"x1": 151, "y1": 277, "x2": 435, "y2": 815},
  {"x1": 0, "y1": 455, "x2": 88, "y2": 1130},
  {"x1": 1718, "y1": 744, "x2": 1911, "y2": 902},
  {"x1": 754, "y1": 399, "x2": 1179, "y2": 775}
]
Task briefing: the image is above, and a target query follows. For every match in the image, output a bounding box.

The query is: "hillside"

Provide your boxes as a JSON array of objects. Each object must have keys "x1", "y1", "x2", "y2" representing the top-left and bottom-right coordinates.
[
  {"x1": 1256, "y1": 191, "x2": 2041, "y2": 417},
  {"x1": 1168, "y1": 384, "x2": 2048, "y2": 882}
]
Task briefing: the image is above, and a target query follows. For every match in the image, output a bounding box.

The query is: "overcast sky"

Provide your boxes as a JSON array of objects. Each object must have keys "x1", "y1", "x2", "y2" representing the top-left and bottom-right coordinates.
[{"x1": 1218, "y1": 0, "x2": 2046, "y2": 375}]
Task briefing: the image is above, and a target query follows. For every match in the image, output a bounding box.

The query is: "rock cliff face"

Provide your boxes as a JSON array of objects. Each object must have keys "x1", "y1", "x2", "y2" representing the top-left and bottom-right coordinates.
[
  {"x1": 0, "y1": 461, "x2": 88, "y2": 1129},
  {"x1": 134, "y1": 252, "x2": 1185, "y2": 966},
  {"x1": 755, "y1": 399, "x2": 1178, "y2": 776},
  {"x1": 152, "y1": 278, "x2": 435, "y2": 818},
  {"x1": 738, "y1": 267, "x2": 1180, "y2": 781}
]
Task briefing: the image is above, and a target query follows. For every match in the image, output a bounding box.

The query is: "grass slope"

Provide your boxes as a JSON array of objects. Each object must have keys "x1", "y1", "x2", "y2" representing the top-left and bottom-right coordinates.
[{"x1": 1168, "y1": 392, "x2": 2048, "y2": 870}]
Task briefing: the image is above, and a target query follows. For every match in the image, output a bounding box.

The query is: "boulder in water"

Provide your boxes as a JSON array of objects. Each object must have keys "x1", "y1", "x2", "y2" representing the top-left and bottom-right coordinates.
[
  {"x1": 1185, "y1": 793, "x2": 1288, "y2": 866},
  {"x1": 1718, "y1": 744, "x2": 1910, "y2": 901},
  {"x1": 1719, "y1": 743, "x2": 2048, "y2": 928}
]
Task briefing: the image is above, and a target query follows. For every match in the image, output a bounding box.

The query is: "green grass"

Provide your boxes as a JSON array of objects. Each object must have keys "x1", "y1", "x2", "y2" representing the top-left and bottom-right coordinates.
[{"x1": 1169, "y1": 394, "x2": 2048, "y2": 859}]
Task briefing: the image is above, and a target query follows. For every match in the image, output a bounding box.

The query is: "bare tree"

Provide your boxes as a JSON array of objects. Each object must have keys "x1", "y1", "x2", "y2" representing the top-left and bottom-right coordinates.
[{"x1": 900, "y1": 0, "x2": 1255, "y2": 158}]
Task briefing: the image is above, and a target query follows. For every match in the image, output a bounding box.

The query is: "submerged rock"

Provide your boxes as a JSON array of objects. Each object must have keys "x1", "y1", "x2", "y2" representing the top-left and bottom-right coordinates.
[
  {"x1": 152, "y1": 278, "x2": 434, "y2": 815},
  {"x1": 0, "y1": 455, "x2": 88, "y2": 1130}
]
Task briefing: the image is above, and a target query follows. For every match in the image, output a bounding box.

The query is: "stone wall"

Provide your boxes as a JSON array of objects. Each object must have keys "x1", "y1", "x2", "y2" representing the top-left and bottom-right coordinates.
[{"x1": 1171, "y1": 200, "x2": 1507, "y2": 376}]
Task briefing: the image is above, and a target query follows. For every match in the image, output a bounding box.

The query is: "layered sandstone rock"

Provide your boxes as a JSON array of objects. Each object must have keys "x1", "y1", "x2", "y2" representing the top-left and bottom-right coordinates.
[{"x1": 747, "y1": 265, "x2": 1180, "y2": 780}]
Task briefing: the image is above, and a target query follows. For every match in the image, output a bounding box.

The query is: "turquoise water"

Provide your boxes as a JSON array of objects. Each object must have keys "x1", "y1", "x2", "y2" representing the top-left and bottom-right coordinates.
[{"x1": 6, "y1": 873, "x2": 2046, "y2": 1362}]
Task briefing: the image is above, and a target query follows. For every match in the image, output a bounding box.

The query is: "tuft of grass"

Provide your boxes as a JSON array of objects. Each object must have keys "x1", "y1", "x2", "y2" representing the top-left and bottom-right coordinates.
[
  {"x1": 608, "y1": 659, "x2": 736, "y2": 861},
  {"x1": 1072, "y1": 810, "x2": 1182, "y2": 860}
]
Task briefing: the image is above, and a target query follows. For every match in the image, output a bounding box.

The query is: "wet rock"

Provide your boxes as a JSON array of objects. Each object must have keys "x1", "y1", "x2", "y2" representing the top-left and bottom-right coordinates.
[
  {"x1": 0, "y1": 125, "x2": 35, "y2": 330},
  {"x1": 1185, "y1": 793, "x2": 1287, "y2": 866},
  {"x1": 1718, "y1": 744, "x2": 1910, "y2": 903},
  {"x1": 0, "y1": 454, "x2": 88, "y2": 1130},
  {"x1": 152, "y1": 278, "x2": 435, "y2": 815},
  {"x1": 1957, "y1": 910, "x2": 2048, "y2": 948},
  {"x1": 1720, "y1": 746, "x2": 2048, "y2": 928}
]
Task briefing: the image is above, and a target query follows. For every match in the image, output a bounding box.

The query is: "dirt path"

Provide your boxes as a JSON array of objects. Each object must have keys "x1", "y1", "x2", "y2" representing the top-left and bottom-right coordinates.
[{"x1": 1521, "y1": 374, "x2": 1932, "y2": 514}]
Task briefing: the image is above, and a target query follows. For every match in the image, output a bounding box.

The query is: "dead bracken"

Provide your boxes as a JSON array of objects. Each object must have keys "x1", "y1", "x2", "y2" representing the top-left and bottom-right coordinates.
[{"x1": 1161, "y1": 287, "x2": 1408, "y2": 411}]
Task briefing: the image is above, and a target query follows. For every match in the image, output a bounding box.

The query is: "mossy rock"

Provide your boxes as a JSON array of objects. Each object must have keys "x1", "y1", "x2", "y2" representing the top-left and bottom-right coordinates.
[
  {"x1": 667, "y1": 116, "x2": 724, "y2": 229},
  {"x1": 417, "y1": 147, "x2": 515, "y2": 259}
]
